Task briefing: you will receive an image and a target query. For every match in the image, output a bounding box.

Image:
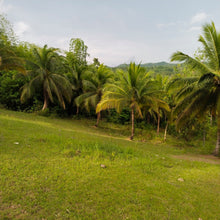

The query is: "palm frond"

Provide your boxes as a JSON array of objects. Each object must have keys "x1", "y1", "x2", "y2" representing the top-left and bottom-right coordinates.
[
  {"x1": 200, "y1": 22, "x2": 220, "y2": 71},
  {"x1": 198, "y1": 72, "x2": 216, "y2": 83},
  {"x1": 175, "y1": 83, "x2": 197, "y2": 102},
  {"x1": 75, "y1": 92, "x2": 95, "y2": 107},
  {"x1": 96, "y1": 98, "x2": 125, "y2": 113},
  {"x1": 170, "y1": 51, "x2": 211, "y2": 74},
  {"x1": 49, "y1": 77, "x2": 65, "y2": 109},
  {"x1": 175, "y1": 88, "x2": 212, "y2": 129},
  {"x1": 167, "y1": 77, "x2": 198, "y2": 92},
  {"x1": 50, "y1": 74, "x2": 72, "y2": 103},
  {"x1": 20, "y1": 83, "x2": 32, "y2": 103}
]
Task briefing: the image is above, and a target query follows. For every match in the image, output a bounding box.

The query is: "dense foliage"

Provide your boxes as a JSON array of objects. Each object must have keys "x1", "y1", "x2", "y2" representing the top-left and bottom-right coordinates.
[{"x1": 0, "y1": 14, "x2": 219, "y2": 155}]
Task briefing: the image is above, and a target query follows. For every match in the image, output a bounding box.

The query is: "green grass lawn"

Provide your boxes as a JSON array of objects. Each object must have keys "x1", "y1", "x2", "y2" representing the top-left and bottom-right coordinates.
[{"x1": 0, "y1": 109, "x2": 220, "y2": 219}]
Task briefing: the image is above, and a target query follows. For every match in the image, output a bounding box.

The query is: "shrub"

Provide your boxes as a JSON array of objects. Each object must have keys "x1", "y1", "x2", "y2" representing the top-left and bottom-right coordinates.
[{"x1": 0, "y1": 71, "x2": 27, "y2": 110}]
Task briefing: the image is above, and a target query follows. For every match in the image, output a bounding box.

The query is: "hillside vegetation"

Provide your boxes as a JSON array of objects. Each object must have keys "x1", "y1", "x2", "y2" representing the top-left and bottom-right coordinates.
[
  {"x1": 1, "y1": 12, "x2": 220, "y2": 220},
  {"x1": 2, "y1": 14, "x2": 220, "y2": 155},
  {"x1": 112, "y1": 62, "x2": 175, "y2": 76}
]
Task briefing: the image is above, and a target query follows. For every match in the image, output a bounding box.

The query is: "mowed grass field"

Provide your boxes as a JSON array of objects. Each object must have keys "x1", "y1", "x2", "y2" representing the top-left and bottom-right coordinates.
[{"x1": 0, "y1": 109, "x2": 220, "y2": 219}]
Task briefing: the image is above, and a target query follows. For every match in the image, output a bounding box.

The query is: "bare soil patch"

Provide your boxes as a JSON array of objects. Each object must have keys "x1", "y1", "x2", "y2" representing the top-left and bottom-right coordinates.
[{"x1": 172, "y1": 154, "x2": 220, "y2": 164}]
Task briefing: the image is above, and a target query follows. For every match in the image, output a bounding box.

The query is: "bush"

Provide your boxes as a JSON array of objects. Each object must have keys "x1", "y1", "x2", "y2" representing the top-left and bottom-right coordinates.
[
  {"x1": 24, "y1": 98, "x2": 43, "y2": 113},
  {"x1": 36, "y1": 108, "x2": 50, "y2": 117},
  {"x1": 0, "y1": 71, "x2": 27, "y2": 110},
  {"x1": 106, "y1": 108, "x2": 130, "y2": 124}
]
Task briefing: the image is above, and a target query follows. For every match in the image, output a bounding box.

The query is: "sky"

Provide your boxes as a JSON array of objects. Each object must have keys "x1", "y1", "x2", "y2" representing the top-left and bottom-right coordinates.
[{"x1": 1, "y1": 0, "x2": 220, "y2": 66}]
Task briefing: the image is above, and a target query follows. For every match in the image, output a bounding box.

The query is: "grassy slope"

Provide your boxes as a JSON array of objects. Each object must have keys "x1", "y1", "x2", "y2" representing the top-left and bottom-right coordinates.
[{"x1": 0, "y1": 109, "x2": 220, "y2": 219}]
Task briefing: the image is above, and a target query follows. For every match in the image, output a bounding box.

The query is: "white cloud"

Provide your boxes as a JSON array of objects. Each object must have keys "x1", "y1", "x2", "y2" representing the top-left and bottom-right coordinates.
[
  {"x1": 14, "y1": 21, "x2": 30, "y2": 36},
  {"x1": 0, "y1": 0, "x2": 12, "y2": 13},
  {"x1": 188, "y1": 26, "x2": 201, "y2": 32},
  {"x1": 191, "y1": 12, "x2": 208, "y2": 24}
]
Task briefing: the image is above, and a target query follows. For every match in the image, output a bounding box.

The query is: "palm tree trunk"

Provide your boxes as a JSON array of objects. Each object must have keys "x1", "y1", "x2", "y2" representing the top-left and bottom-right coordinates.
[
  {"x1": 157, "y1": 112, "x2": 160, "y2": 135},
  {"x1": 76, "y1": 106, "x2": 79, "y2": 115},
  {"x1": 95, "y1": 111, "x2": 101, "y2": 127},
  {"x1": 214, "y1": 114, "x2": 220, "y2": 156},
  {"x1": 130, "y1": 107, "x2": 135, "y2": 140},
  {"x1": 42, "y1": 91, "x2": 49, "y2": 111},
  {"x1": 164, "y1": 122, "x2": 168, "y2": 141}
]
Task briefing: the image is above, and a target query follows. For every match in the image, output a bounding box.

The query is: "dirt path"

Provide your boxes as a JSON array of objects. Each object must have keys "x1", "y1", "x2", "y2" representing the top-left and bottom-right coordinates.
[{"x1": 172, "y1": 154, "x2": 220, "y2": 164}]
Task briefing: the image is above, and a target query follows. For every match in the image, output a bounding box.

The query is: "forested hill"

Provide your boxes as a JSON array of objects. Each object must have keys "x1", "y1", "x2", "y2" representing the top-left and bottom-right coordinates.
[
  {"x1": 141, "y1": 61, "x2": 175, "y2": 67},
  {"x1": 112, "y1": 62, "x2": 176, "y2": 76}
]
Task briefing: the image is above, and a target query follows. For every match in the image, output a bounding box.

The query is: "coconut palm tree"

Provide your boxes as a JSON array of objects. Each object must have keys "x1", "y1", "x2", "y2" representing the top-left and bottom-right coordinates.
[
  {"x1": 65, "y1": 62, "x2": 87, "y2": 114},
  {"x1": 75, "y1": 64, "x2": 112, "y2": 126},
  {"x1": 21, "y1": 45, "x2": 72, "y2": 110},
  {"x1": 171, "y1": 21, "x2": 220, "y2": 156},
  {"x1": 146, "y1": 99, "x2": 170, "y2": 135},
  {"x1": 149, "y1": 75, "x2": 170, "y2": 135},
  {"x1": 96, "y1": 62, "x2": 161, "y2": 140}
]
